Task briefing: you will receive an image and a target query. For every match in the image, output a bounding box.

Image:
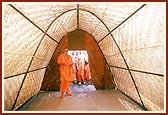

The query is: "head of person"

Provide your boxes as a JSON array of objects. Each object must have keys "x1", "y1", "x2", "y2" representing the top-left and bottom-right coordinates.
[
  {"x1": 76, "y1": 52, "x2": 78, "y2": 56},
  {"x1": 72, "y1": 52, "x2": 74, "y2": 56},
  {"x1": 85, "y1": 60, "x2": 88, "y2": 64},
  {"x1": 63, "y1": 47, "x2": 68, "y2": 54}
]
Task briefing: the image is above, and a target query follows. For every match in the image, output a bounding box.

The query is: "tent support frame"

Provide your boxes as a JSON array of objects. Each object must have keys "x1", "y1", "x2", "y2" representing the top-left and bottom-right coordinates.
[
  {"x1": 4, "y1": 66, "x2": 47, "y2": 79},
  {"x1": 118, "y1": 89, "x2": 148, "y2": 111},
  {"x1": 109, "y1": 65, "x2": 164, "y2": 77},
  {"x1": 7, "y1": 4, "x2": 148, "y2": 110},
  {"x1": 97, "y1": 4, "x2": 146, "y2": 43},
  {"x1": 77, "y1": 4, "x2": 80, "y2": 29},
  {"x1": 8, "y1": 4, "x2": 54, "y2": 110},
  {"x1": 8, "y1": 4, "x2": 59, "y2": 44},
  {"x1": 79, "y1": 4, "x2": 147, "y2": 109}
]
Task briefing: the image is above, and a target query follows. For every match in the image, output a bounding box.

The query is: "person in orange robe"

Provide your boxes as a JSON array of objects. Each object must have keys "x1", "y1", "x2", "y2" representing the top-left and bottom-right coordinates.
[
  {"x1": 76, "y1": 56, "x2": 84, "y2": 84},
  {"x1": 71, "y1": 52, "x2": 77, "y2": 83},
  {"x1": 57, "y1": 47, "x2": 74, "y2": 99},
  {"x1": 84, "y1": 61, "x2": 91, "y2": 81}
]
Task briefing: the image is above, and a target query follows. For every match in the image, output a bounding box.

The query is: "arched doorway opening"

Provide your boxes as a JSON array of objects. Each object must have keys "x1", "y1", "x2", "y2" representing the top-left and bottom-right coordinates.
[
  {"x1": 68, "y1": 50, "x2": 92, "y2": 84},
  {"x1": 40, "y1": 29, "x2": 115, "y2": 91},
  {"x1": 68, "y1": 50, "x2": 96, "y2": 93}
]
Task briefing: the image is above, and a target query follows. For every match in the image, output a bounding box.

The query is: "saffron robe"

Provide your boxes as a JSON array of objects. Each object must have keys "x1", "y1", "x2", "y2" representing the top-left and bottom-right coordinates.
[{"x1": 57, "y1": 53, "x2": 74, "y2": 92}]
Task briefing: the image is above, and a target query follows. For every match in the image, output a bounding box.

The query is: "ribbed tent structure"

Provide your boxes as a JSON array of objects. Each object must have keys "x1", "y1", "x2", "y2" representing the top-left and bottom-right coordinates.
[{"x1": 2, "y1": 2, "x2": 166, "y2": 112}]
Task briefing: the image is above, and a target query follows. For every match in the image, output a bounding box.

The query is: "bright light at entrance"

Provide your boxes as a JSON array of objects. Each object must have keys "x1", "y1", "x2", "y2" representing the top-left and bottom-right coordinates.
[
  {"x1": 68, "y1": 50, "x2": 91, "y2": 85},
  {"x1": 68, "y1": 50, "x2": 88, "y2": 63},
  {"x1": 68, "y1": 50, "x2": 96, "y2": 92}
]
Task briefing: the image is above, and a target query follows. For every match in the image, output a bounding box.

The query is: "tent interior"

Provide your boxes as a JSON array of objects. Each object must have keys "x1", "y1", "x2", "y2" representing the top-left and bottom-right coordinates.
[{"x1": 2, "y1": 2, "x2": 166, "y2": 112}]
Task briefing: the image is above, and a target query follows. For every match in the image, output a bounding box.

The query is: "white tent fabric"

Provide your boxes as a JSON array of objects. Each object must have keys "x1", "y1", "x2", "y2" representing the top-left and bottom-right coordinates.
[{"x1": 2, "y1": 2, "x2": 166, "y2": 111}]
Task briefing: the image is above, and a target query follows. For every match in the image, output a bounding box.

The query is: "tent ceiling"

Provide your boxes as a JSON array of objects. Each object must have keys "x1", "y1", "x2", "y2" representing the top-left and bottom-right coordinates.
[
  {"x1": 4, "y1": 2, "x2": 165, "y2": 77},
  {"x1": 5, "y1": 3, "x2": 143, "y2": 42}
]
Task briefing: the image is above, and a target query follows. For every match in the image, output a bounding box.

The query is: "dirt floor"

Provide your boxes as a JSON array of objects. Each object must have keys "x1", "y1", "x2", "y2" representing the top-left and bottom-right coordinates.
[{"x1": 17, "y1": 83, "x2": 145, "y2": 112}]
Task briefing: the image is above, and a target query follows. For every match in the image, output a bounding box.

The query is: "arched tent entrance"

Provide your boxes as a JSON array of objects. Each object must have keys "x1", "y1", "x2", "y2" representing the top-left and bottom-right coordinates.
[
  {"x1": 3, "y1": 2, "x2": 165, "y2": 111},
  {"x1": 41, "y1": 29, "x2": 115, "y2": 91}
]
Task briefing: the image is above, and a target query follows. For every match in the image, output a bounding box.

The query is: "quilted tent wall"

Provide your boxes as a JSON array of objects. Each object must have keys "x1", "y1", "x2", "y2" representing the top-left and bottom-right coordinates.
[{"x1": 2, "y1": 2, "x2": 166, "y2": 111}]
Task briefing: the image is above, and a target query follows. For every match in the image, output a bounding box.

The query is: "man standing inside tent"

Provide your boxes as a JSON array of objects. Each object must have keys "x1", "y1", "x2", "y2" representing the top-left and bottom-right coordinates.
[
  {"x1": 76, "y1": 52, "x2": 85, "y2": 84},
  {"x1": 57, "y1": 47, "x2": 74, "y2": 99},
  {"x1": 84, "y1": 61, "x2": 92, "y2": 85}
]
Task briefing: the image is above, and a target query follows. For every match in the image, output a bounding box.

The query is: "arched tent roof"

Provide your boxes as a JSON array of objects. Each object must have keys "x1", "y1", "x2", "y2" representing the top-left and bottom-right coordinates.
[
  {"x1": 40, "y1": 29, "x2": 116, "y2": 91},
  {"x1": 2, "y1": 2, "x2": 165, "y2": 111}
]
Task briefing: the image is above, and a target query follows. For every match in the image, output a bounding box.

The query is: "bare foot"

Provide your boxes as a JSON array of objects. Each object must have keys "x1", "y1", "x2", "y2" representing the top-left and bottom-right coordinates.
[
  {"x1": 60, "y1": 95, "x2": 64, "y2": 99},
  {"x1": 66, "y1": 93, "x2": 72, "y2": 96}
]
